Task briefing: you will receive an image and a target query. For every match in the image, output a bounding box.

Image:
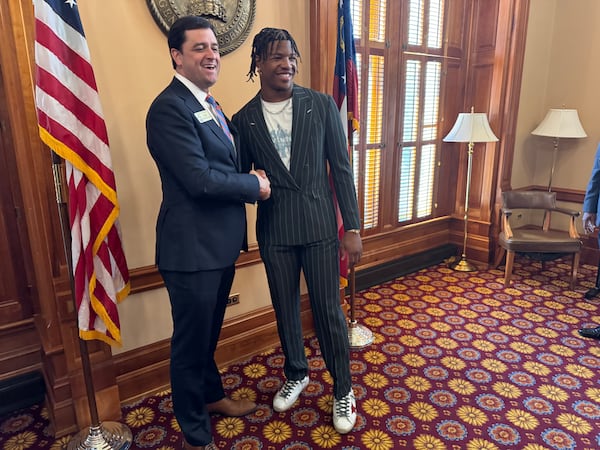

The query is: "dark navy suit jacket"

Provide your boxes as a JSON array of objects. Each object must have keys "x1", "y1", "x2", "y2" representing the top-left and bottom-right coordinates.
[
  {"x1": 584, "y1": 143, "x2": 600, "y2": 227},
  {"x1": 146, "y1": 77, "x2": 260, "y2": 271}
]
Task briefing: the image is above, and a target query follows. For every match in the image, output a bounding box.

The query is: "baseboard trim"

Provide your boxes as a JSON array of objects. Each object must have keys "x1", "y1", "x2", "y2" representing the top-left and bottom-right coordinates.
[
  {"x1": 0, "y1": 371, "x2": 45, "y2": 417},
  {"x1": 352, "y1": 244, "x2": 457, "y2": 292}
]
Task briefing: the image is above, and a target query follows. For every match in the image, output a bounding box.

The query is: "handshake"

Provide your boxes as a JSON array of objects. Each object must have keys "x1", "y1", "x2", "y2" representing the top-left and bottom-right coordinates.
[{"x1": 250, "y1": 169, "x2": 271, "y2": 200}]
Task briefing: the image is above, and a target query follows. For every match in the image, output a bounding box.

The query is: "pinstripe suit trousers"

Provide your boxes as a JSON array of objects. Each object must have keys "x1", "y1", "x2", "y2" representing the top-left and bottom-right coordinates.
[{"x1": 260, "y1": 236, "x2": 352, "y2": 399}]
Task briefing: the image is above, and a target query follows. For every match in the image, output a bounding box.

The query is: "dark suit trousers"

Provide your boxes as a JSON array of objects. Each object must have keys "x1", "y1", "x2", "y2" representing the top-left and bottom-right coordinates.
[
  {"x1": 160, "y1": 266, "x2": 235, "y2": 446},
  {"x1": 260, "y1": 236, "x2": 351, "y2": 399}
]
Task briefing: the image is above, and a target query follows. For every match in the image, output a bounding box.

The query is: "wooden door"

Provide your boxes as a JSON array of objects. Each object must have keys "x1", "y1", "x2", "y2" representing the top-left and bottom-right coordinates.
[{"x1": 0, "y1": 60, "x2": 42, "y2": 384}]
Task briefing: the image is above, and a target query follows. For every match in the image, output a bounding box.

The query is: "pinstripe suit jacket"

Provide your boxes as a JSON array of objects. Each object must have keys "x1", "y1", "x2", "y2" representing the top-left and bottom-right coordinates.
[{"x1": 232, "y1": 85, "x2": 360, "y2": 246}]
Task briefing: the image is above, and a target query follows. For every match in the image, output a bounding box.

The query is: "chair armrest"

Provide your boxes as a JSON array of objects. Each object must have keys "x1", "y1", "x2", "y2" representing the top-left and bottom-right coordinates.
[
  {"x1": 549, "y1": 208, "x2": 581, "y2": 238},
  {"x1": 568, "y1": 214, "x2": 581, "y2": 238},
  {"x1": 501, "y1": 211, "x2": 513, "y2": 238},
  {"x1": 552, "y1": 207, "x2": 581, "y2": 218}
]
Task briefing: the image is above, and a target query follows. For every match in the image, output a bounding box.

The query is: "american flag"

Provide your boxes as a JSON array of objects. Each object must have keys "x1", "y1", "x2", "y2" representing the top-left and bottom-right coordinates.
[
  {"x1": 34, "y1": 0, "x2": 130, "y2": 346},
  {"x1": 332, "y1": 0, "x2": 360, "y2": 286}
]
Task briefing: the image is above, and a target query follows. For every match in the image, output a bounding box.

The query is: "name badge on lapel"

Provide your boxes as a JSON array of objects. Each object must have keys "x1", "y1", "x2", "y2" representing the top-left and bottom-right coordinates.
[{"x1": 194, "y1": 110, "x2": 213, "y2": 124}]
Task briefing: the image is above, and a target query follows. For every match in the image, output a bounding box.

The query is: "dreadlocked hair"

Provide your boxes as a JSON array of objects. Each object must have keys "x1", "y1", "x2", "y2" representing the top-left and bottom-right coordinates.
[{"x1": 246, "y1": 27, "x2": 301, "y2": 82}]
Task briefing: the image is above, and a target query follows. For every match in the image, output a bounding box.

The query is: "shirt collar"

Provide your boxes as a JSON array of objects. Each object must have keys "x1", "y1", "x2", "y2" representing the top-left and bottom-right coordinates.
[{"x1": 174, "y1": 73, "x2": 209, "y2": 104}]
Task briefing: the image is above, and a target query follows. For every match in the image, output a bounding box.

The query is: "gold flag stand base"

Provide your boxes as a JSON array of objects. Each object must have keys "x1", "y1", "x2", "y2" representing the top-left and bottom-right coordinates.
[
  {"x1": 346, "y1": 266, "x2": 374, "y2": 349},
  {"x1": 449, "y1": 256, "x2": 478, "y2": 272},
  {"x1": 67, "y1": 422, "x2": 132, "y2": 450},
  {"x1": 348, "y1": 320, "x2": 374, "y2": 349}
]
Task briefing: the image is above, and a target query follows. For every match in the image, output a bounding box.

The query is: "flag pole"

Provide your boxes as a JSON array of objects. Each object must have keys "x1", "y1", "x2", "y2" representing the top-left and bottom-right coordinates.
[
  {"x1": 347, "y1": 262, "x2": 373, "y2": 349},
  {"x1": 50, "y1": 152, "x2": 132, "y2": 450},
  {"x1": 333, "y1": 0, "x2": 371, "y2": 349}
]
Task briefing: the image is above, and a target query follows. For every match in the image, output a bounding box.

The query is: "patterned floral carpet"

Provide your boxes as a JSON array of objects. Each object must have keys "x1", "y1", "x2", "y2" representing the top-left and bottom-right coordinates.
[{"x1": 3, "y1": 260, "x2": 600, "y2": 450}]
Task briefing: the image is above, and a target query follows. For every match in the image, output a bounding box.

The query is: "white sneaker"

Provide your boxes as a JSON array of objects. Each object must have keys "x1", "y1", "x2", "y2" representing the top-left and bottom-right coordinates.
[
  {"x1": 333, "y1": 389, "x2": 357, "y2": 434},
  {"x1": 273, "y1": 376, "x2": 309, "y2": 412}
]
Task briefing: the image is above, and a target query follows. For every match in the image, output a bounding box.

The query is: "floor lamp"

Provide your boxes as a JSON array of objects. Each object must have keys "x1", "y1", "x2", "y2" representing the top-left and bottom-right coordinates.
[
  {"x1": 531, "y1": 108, "x2": 587, "y2": 192},
  {"x1": 443, "y1": 108, "x2": 498, "y2": 272}
]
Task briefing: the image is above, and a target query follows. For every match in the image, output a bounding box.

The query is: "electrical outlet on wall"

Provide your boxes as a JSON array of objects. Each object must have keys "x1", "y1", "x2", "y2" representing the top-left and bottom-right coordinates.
[{"x1": 227, "y1": 293, "x2": 240, "y2": 306}]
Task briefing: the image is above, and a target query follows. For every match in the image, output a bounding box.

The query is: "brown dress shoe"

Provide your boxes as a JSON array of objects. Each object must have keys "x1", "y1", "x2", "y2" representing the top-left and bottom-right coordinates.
[
  {"x1": 182, "y1": 438, "x2": 217, "y2": 449},
  {"x1": 206, "y1": 397, "x2": 257, "y2": 416}
]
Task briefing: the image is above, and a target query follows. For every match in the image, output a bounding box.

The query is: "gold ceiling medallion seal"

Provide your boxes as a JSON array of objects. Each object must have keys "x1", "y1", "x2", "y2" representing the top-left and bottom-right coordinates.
[{"x1": 146, "y1": 0, "x2": 256, "y2": 56}]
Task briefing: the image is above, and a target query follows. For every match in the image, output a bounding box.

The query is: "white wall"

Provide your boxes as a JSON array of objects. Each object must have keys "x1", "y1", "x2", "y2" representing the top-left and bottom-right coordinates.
[
  {"x1": 514, "y1": 0, "x2": 600, "y2": 193},
  {"x1": 512, "y1": 0, "x2": 600, "y2": 232}
]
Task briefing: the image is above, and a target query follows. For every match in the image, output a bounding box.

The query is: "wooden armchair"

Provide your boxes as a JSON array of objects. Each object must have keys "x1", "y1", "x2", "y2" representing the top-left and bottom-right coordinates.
[{"x1": 495, "y1": 190, "x2": 582, "y2": 288}]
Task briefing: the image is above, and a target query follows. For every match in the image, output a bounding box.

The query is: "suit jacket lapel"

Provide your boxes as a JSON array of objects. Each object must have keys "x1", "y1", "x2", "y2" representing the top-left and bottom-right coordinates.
[
  {"x1": 171, "y1": 78, "x2": 238, "y2": 168},
  {"x1": 289, "y1": 86, "x2": 312, "y2": 178}
]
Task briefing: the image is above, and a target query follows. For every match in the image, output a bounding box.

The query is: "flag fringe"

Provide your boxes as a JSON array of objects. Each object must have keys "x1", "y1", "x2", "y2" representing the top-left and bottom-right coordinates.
[
  {"x1": 79, "y1": 329, "x2": 121, "y2": 347},
  {"x1": 340, "y1": 276, "x2": 348, "y2": 288},
  {"x1": 38, "y1": 126, "x2": 118, "y2": 205},
  {"x1": 87, "y1": 275, "x2": 127, "y2": 346}
]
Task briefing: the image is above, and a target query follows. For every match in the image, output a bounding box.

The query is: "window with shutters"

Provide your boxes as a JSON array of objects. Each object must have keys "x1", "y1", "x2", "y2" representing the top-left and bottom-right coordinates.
[{"x1": 350, "y1": 0, "x2": 448, "y2": 231}]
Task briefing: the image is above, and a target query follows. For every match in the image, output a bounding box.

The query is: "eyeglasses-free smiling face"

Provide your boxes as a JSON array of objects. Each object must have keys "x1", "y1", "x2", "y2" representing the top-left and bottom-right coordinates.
[
  {"x1": 256, "y1": 40, "x2": 297, "y2": 102},
  {"x1": 171, "y1": 28, "x2": 220, "y2": 92}
]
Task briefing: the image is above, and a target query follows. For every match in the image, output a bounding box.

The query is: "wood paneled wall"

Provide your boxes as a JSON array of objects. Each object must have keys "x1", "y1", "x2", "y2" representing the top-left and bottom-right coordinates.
[{"x1": 0, "y1": 0, "x2": 120, "y2": 436}]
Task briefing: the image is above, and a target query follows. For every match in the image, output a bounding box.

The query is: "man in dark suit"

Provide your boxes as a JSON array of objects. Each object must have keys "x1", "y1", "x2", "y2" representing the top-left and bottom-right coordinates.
[
  {"x1": 232, "y1": 28, "x2": 362, "y2": 434},
  {"x1": 146, "y1": 16, "x2": 270, "y2": 450},
  {"x1": 580, "y1": 143, "x2": 600, "y2": 339}
]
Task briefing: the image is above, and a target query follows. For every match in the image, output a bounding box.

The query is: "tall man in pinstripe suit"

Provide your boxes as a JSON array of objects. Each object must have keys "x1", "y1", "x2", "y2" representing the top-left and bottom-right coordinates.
[{"x1": 232, "y1": 28, "x2": 363, "y2": 434}]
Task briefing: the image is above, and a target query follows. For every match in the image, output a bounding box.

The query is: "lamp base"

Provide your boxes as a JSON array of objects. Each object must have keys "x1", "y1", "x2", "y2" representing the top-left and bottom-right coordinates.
[
  {"x1": 348, "y1": 321, "x2": 374, "y2": 349},
  {"x1": 449, "y1": 256, "x2": 478, "y2": 272}
]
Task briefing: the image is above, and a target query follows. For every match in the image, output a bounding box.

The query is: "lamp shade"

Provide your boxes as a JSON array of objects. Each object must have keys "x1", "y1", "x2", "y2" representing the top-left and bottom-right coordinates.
[
  {"x1": 531, "y1": 109, "x2": 587, "y2": 138},
  {"x1": 443, "y1": 112, "x2": 499, "y2": 143}
]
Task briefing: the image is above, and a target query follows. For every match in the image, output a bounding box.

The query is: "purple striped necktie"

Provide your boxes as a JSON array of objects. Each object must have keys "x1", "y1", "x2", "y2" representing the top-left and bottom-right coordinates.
[{"x1": 206, "y1": 94, "x2": 234, "y2": 145}]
